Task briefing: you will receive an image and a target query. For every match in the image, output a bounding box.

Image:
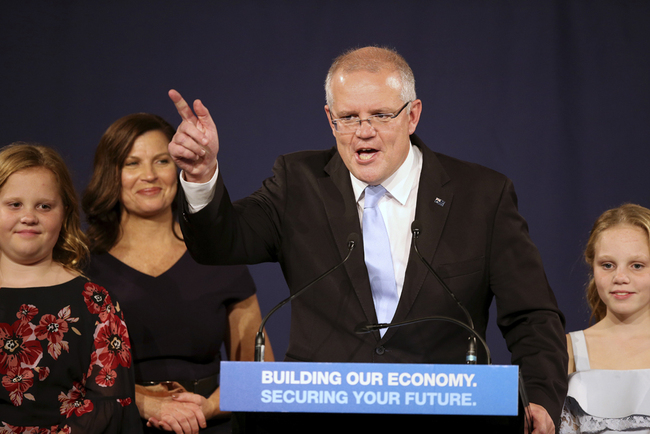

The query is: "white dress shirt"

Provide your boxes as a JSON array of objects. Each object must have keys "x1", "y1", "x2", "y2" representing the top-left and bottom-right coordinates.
[{"x1": 350, "y1": 144, "x2": 422, "y2": 299}]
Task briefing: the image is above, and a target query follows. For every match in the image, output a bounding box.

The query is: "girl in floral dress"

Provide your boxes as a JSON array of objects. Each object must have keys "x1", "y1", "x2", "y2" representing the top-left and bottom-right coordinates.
[{"x1": 0, "y1": 144, "x2": 141, "y2": 433}]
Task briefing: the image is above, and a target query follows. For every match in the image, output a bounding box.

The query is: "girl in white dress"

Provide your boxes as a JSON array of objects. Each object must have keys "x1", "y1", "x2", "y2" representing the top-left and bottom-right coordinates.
[{"x1": 561, "y1": 204, "x2": 650, "y2": 433}]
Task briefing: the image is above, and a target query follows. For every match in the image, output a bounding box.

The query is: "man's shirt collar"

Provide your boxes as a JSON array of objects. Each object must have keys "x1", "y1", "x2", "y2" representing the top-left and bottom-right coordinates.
[{"x1": 351, "y1": 142, "x2": 421, "y2": 205}]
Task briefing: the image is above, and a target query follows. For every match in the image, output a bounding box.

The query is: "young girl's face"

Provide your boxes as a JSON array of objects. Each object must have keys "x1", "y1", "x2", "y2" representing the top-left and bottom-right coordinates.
[
  {"x1": 594, "y1": 223, "x2": 650, "y2": 321},
  {"x1": 0, "y1": 167, "x2": 65, "y2": 267}
]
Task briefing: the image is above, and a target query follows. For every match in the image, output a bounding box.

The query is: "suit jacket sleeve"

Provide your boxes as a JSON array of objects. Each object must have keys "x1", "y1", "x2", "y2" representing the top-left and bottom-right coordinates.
[
  {"x1": 178, "y1": 161, "x2": 285, "y2": 266},
  {"x1": 489, "y1": 177, "x2": 568, "y2": 423}
]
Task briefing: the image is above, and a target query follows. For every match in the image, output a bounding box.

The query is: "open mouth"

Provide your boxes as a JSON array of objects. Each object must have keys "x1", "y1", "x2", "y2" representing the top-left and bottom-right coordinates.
[{"x1": 357, "y1": 148, "x2": 378, "y2": 161}]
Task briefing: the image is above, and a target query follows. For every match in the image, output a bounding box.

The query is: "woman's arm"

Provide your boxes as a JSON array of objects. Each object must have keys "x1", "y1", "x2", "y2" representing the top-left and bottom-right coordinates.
[
  {"x1": 159, "y1": 294, "x2": 274, "y2": 426},
  {"x1": 226, "y1": 294, "x2": 274, "y2": 362},
  {"x1": 566, "y1": 334, "x2": 575, "y2": 375},
  {"x1": 204, "y1": 294, "x2": 274, "y2": 419}
]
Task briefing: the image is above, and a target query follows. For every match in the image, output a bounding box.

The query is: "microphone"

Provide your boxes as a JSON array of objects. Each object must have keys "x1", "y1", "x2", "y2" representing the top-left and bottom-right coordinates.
[{"x1": 254, "y1": 233, "x2": 359, "y2": 362}]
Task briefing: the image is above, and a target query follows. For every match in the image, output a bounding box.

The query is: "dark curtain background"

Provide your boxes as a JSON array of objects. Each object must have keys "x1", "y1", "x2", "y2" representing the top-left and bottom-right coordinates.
[{"x1": 2, "y1": 1, "x2": 649, "y2": 364}]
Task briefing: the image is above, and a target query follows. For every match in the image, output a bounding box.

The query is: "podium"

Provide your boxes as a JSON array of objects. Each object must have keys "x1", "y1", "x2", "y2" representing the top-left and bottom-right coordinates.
[{"x1": 221, "y1": 361, "x2": 524, "y2": 433}]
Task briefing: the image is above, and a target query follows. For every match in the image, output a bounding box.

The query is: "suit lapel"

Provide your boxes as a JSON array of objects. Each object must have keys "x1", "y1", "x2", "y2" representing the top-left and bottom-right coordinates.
[
  {"x1": 317, "y1": 138, "x2": 454, "y2": 342},
  {"x1": 383, "y1": 136, "x2": 454, "y2": 340},
  {"x1": 319, "y1": 150, "x2": 379, "y2": 330}
]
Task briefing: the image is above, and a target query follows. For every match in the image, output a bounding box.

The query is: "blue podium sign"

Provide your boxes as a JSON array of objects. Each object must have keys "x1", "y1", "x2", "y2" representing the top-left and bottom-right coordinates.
[{"x1": 221, "y1": 362, "x2": 518, "y2": 416}]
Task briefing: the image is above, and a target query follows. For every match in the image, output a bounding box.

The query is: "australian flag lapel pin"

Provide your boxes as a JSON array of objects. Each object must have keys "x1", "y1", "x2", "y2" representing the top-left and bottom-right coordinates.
[{"x1": 434, "y1": 197, "x2": 446, "y2": 207}]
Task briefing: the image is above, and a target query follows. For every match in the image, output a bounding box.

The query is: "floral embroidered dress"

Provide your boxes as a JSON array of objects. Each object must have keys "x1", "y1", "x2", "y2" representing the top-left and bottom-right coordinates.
[{"x1": 0, "y1": 276, "x2": 141, "y2": 433}]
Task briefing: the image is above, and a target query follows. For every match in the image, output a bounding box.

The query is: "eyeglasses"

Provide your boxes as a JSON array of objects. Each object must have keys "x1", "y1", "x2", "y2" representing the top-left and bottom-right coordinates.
[{"x1": 329, "y1": 101, "x2": 411, "y2": 134}]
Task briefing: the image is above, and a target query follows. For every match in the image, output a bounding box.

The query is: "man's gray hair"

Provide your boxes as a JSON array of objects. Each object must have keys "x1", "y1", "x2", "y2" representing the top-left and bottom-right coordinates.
[{"x1": 324, "y1": 46, "x2": 416, "y2": 109}]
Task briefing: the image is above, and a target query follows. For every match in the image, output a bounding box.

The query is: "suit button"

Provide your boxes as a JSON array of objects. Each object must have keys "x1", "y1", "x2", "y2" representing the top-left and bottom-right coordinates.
[{"x1": 375, "y1": 346, "x2": 385, "y2": 355}]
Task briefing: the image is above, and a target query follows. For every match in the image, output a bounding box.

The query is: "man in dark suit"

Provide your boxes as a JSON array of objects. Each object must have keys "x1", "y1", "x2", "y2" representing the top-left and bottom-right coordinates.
[{"x1": 168, "y1": 47, "x2": 566, "y2": 433}]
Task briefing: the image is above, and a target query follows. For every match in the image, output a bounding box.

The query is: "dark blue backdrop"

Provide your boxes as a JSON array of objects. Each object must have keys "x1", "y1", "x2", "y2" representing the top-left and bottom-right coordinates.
[{"x1": 2, "y1": 1, "x2": 649, "y2": 364}]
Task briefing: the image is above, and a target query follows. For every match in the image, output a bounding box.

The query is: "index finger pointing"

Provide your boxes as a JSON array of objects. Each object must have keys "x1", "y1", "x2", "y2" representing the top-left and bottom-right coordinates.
[{"x1": 169, "y1": 89, "x2": 198, "y2": 125}]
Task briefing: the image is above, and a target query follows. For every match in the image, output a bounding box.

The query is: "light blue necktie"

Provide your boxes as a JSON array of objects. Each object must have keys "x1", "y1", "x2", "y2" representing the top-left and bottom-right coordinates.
[{"x1": 363, "y1": 185, "x2": 398, "y2": 337}]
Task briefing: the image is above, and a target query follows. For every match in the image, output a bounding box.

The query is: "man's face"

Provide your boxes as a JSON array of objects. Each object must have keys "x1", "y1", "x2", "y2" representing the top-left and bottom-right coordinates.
[{"x1": 325, "y1": 69, "x2": 421, "y2": 185}]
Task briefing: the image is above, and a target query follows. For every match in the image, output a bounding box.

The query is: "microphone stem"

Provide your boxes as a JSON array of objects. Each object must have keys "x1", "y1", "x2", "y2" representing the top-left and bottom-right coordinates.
[
  {"x1": 254, "y1": 238, "x2": 357, "y2": 361},
  {"x1": 412, "y1": 226, "x2": 482, "y2": 364}
]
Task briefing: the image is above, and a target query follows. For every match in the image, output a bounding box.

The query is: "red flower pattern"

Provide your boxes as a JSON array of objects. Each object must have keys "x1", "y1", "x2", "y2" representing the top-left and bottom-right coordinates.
[
  {"x1": 2, "y1": 366, "x2": 34, "y2": 406},
  {"x1": 35, "y1": 366, "x2": 50, "y2": 381},
  {"x1": 0, "y1": 423, "x2": 41, "y2": 433},
  {"x1": 82, "y1": 282, "x2": 114, "y2": 322},
  {"x1": 95, "y1": 366, "x2": 117, "y2": 387},
  {"x1": 58, "y1": 379, "x2": 93, "y2": 418},
  {"x1": 34, "y1": 314, "x2": 70, "y2": 361},
  {"x1": 0, "y1": 320, "x2": 43, "y2": 375},
  {"x1": 93, "y1": 313, "x2": 131, "y2": 370},
  {"x1": 15, "y1": 305, "x2": 38, "y2": 323},
  {"x1": 1, "y1": 282, "x2": 135, "y2": 430}
]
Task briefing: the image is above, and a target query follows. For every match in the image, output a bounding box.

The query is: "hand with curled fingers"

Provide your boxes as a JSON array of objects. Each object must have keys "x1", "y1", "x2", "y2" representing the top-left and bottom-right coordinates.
[
  {"x1": 145, "y1": 393, "x2": 208, "y2": 434},
  {"x1": 168, "y1": 89, "x2": 219, "y2": 183},
  {"x1": 525, "y1": 403, "x2": 555, "y2": 434}
]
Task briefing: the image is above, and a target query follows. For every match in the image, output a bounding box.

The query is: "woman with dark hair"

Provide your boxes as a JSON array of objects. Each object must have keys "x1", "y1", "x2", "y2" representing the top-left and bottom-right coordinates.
[
  {"x1": 83, "y1": 114, "x2": 272, "y2": 434},
  {"x1": 0, "y1": 143, "x2": 139, "y2": 432},
  {"x1": 560, "y1": 204, "x2": 650, "y2": 433}
]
